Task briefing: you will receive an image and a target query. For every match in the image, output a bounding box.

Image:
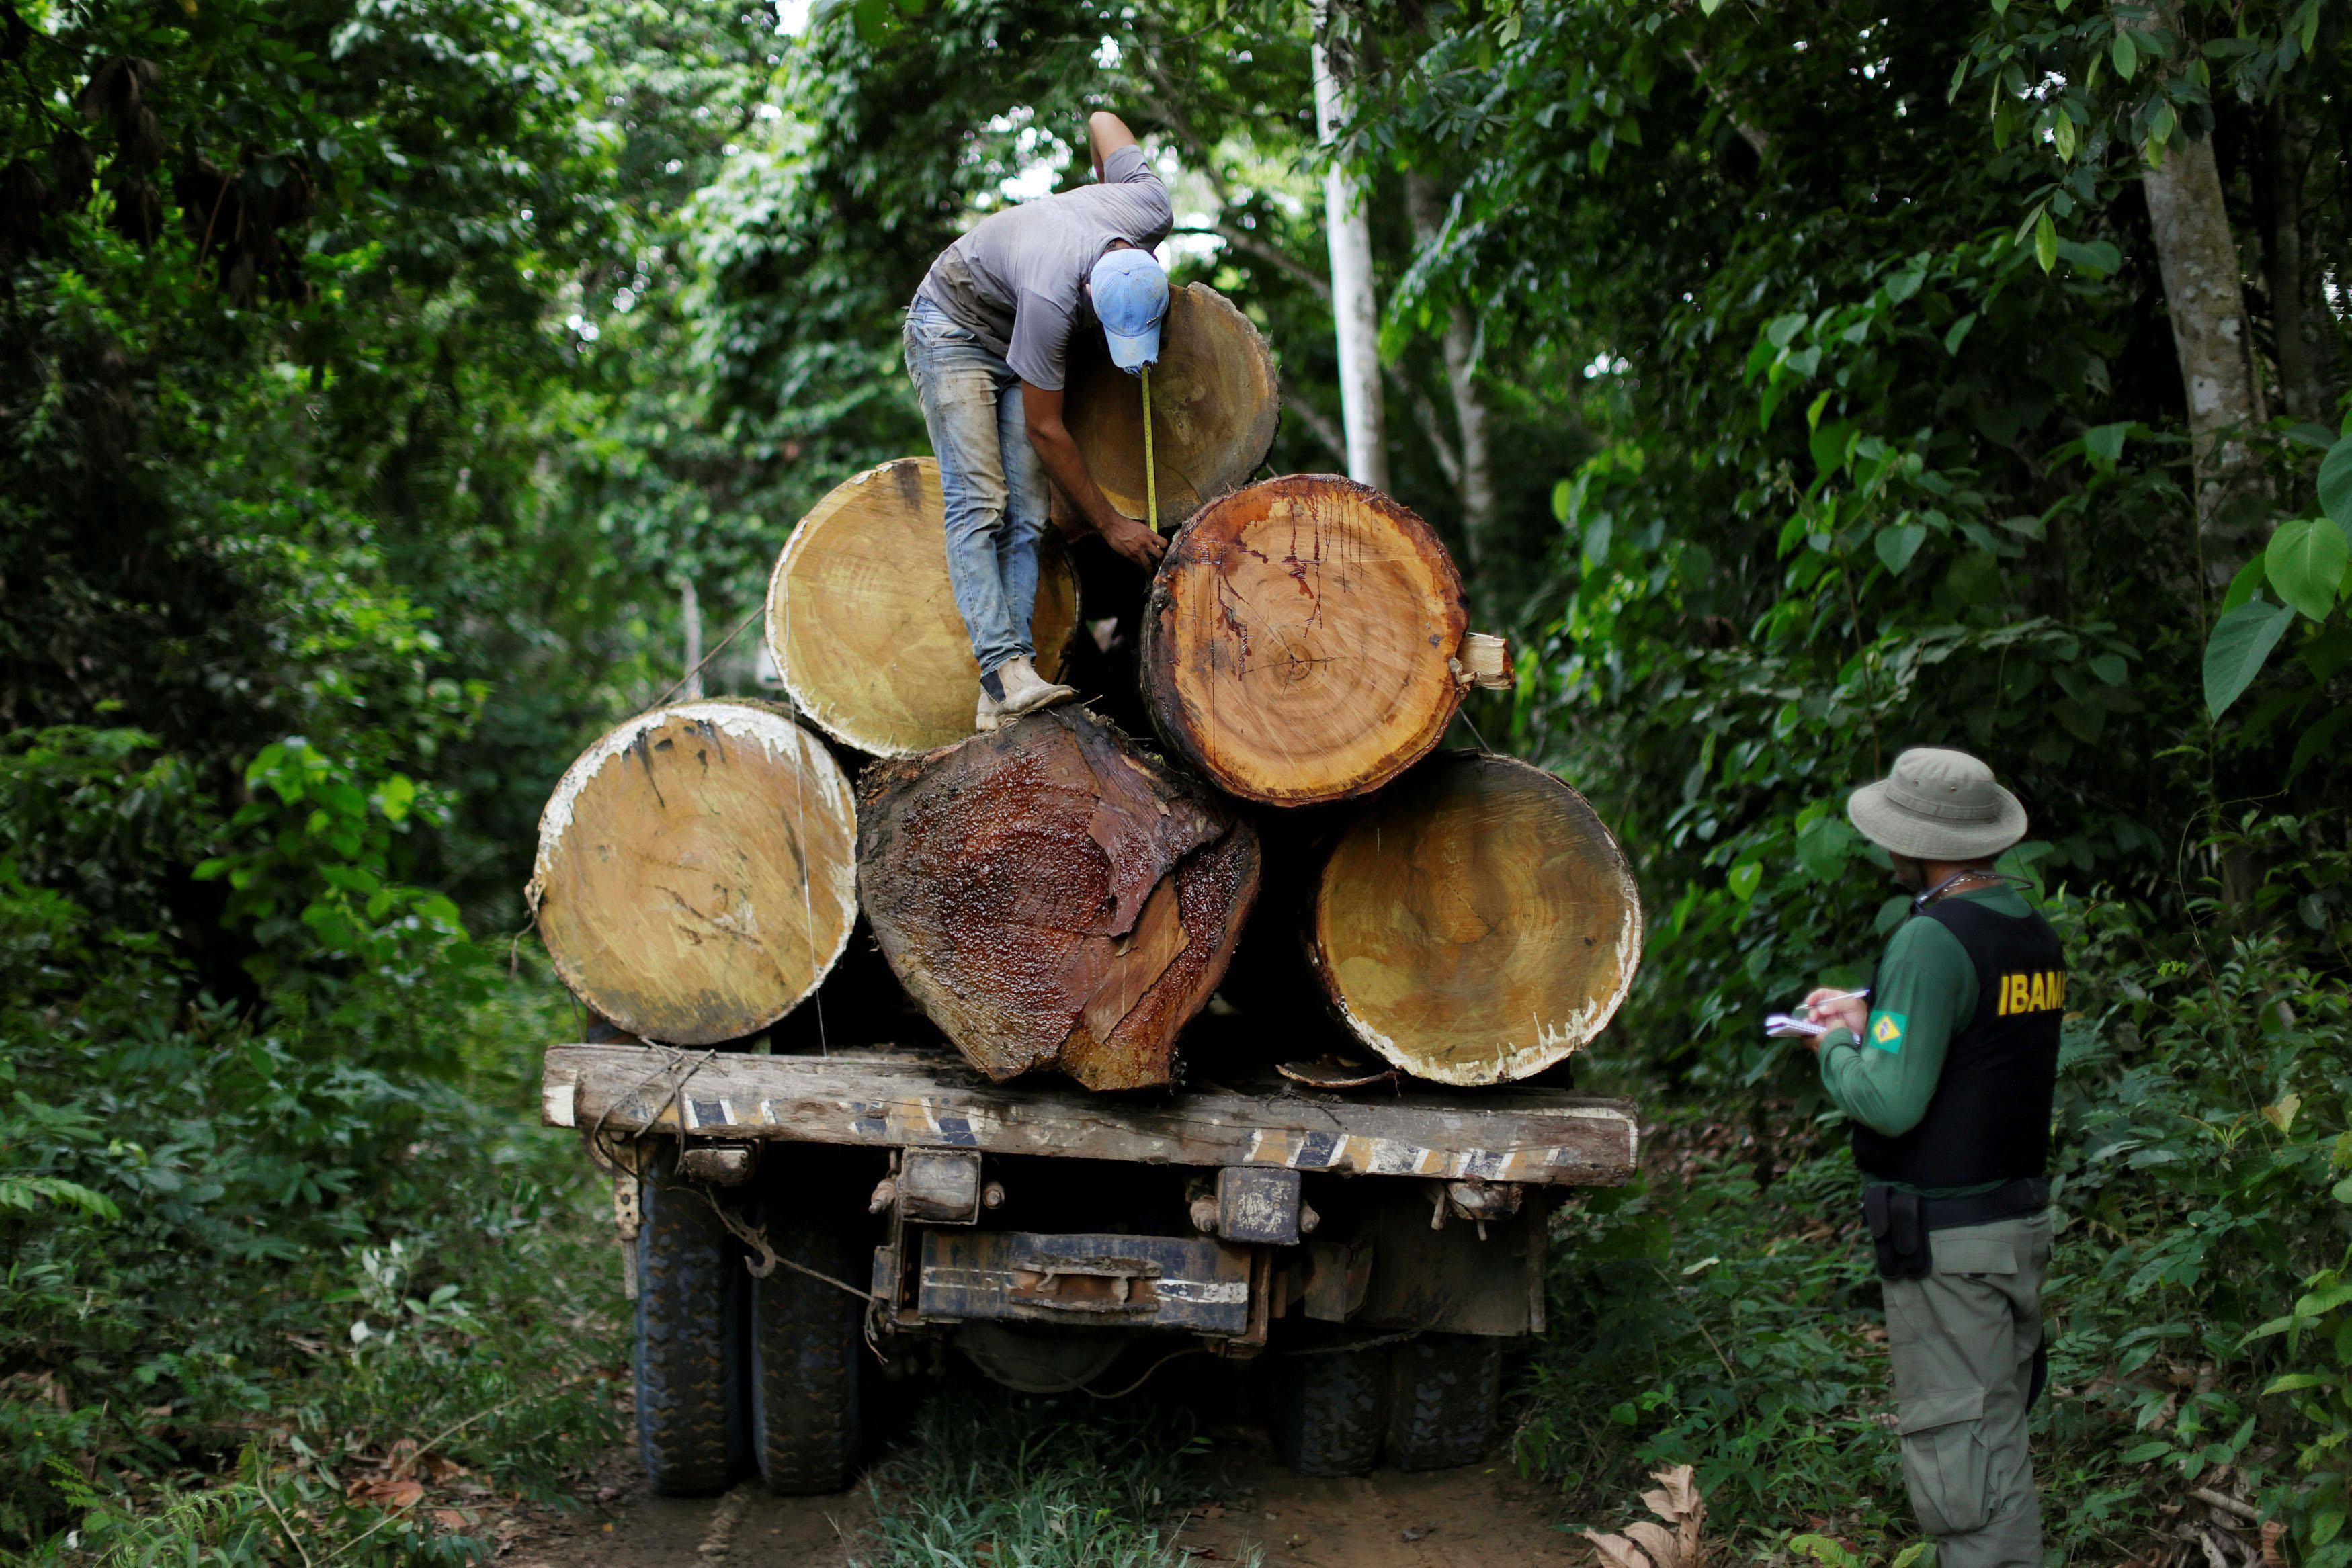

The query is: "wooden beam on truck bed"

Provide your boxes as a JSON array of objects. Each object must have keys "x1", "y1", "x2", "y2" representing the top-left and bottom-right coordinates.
[{"x1": 541, "y1": 1043, "x2": 1638, "y2": 1187}]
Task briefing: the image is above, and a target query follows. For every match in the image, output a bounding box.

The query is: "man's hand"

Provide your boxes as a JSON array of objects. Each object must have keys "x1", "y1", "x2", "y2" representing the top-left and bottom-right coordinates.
[
  {"x1": 1023, "y1": 380, "x2": 1165, "y2": 572},
  {"x1": 1802, "y1": 987, "x2": 1870, "y2": 1049},
  {"x1": 1099, "y1": 513, "x2": 1166, "y2": 569}
]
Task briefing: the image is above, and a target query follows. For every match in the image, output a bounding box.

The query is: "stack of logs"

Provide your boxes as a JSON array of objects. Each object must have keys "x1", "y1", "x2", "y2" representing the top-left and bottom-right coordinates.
[{"x1": 530, "y1": 282, "x2": 1642, "y2": 1092}]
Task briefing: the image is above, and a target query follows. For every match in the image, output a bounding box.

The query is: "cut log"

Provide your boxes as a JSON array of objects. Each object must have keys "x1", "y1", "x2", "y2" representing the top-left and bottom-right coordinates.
[
  {"x1": 1142, "y1": 474, "x2": 1490, "y2": 807},
  {"x1": 765, "y1": 458, "x2": 1081, "y2": 757},
  {"x1": 529, "y1": 700, "x2": 858, "y2": 1045},
  {"x1": 1065, "y1": 283, "x2": 1281, "y2": 527},
  {"x1": 856, "y1": 709, "x2": 1260, "y2": 1092},
  {"x1": 1308, "y1": 752, "x2": 1641, "y2": 1086}
]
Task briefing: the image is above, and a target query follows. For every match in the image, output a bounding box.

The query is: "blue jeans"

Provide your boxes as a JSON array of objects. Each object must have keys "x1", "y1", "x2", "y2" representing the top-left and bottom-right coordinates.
[{"x1": 902, "y1": 297, "x2": 1049, "y2": 678}]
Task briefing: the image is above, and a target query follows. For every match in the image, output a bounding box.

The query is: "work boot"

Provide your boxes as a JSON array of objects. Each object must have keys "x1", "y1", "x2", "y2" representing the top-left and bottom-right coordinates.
[
  {"x1": 992, "y1": 655, "x2": 1077, "y2": 720},
  {"x1": 974, "y1": 689, "x2": 1004, "y2": 732}
]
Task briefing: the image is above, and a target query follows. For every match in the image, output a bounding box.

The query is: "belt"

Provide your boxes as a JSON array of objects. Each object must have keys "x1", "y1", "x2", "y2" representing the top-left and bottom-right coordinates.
[
  {"x1": 1861, "y1": 1176, "x2": 2048, "y2": 1282},
  {"x1": 1874, "y1": 1176, "x2": 2050, "y2": 1232}
]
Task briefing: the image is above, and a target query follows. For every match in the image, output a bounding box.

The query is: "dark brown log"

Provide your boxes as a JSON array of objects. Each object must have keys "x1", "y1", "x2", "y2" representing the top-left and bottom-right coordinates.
[
  {"x1": 855, "y1": 709, "x2": 1259, "y2": 1092},
  {"x1": 529, "y1": 701, "x2": 859, "y2": 1045},
  {"x1": 1065, "y1": 282, "x2": 1280, "y2": 527},
  {"x1": 1140, "y1": 474, "x2": 1507, "y2": 807},
  {"x1": 767, "y1": 457, "x2": 1081, "y2": 757},
  {"x1": 1308, "y1": 752, "x2": 1641, "y2": 1086}
]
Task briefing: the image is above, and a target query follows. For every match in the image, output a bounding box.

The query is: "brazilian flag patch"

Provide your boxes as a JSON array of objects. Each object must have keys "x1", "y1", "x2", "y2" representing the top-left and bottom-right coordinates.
[{"x1": 1868, "y1": 1011, "x2": 1907, "y2": 1053}]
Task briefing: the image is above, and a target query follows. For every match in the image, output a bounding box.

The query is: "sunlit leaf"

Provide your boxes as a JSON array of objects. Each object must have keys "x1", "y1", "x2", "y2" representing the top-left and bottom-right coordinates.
[
  {"x1": 2265, "y1": 518, "x2": 2349, "y2": 621},
  {"x1": 2318, "y1": 435, "x2": 2352, "y2": 528},
  {"x1": 2202, "y1": 600, "x2": 2296, "y2": 720}
]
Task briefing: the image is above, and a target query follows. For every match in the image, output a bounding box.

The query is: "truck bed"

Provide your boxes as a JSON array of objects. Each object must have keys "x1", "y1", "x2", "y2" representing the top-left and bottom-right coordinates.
[{"x1": 541, "y1": 1041, "x2": 1638, "y2": 1187}]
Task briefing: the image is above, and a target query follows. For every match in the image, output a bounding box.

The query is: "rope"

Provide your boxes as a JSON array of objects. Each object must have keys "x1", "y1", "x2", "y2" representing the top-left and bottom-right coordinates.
[
  {"x1": 1141, "y1": 363, "x2": 1160, "y2": 534},
  {"x1": 644, "y1": 606, "x2": 763, "y2": 713},
  {"x1": 1272, "y1": 1329, "x2": 1421, "y2": 1358},
  {"x1": 778, "y1": 566, "x2": 831, "y2": 1056},
  {"x1": 587, "y1": 1044, "x2": 719, "y2": 1155},
  {"x1": 692, "y1": 1185, "x2": 876, "y2": 1301}
]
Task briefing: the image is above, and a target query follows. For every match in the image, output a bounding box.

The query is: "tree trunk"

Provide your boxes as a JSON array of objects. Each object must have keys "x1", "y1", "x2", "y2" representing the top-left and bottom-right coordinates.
[
  {"x1": 856, "y1": 708, "x2": 1260, "y2": 1092},
  {"x1": 529, "y1": 700, "x2": 859, "y2": 1045},
  {"x1": 2140, "y1": 127, "x2": 2269, "y2": 575},
  {"x1": 765, "y1": 458, "x2": 1081, "y2": 758},
  {"x1": 1308, "y1": 752, "x2": 1642, "y2": 1086},
  {"x1": 1403, "y1": 173, "x2": 1497, "y2": 572},
  {"x1": 1312, "y1": 0, "x2": 1388, "y2": 490},
  {"x1": 1142, "y1": 474, "x2": 1505, "y2": 807},
  {"x1": 2257, "y1": 101, "x2": 2324, "y2": 422},
  {"x1": 1065, "y1": 281, "x2": 1281, "y2": 529},
  {"x1": 679, "y1": 577, "x2": 704, "y2": 699}
]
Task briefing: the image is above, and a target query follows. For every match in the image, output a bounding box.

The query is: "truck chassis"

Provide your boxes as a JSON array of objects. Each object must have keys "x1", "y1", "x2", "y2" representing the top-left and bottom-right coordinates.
[{"x1": 544, "y1": 1040, "x2": 1638, "y2": 1492}]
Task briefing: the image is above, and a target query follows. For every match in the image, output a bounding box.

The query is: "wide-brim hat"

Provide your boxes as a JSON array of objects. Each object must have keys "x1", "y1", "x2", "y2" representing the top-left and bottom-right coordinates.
[{"x1": 1847, "y1": 746, "x2": 2029, "y2": 861}]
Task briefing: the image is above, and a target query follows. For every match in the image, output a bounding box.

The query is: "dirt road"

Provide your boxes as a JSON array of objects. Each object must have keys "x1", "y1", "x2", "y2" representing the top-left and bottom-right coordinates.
[{"x1": 512, "y1": 1442, "x2": 1584, "y2": 1567}]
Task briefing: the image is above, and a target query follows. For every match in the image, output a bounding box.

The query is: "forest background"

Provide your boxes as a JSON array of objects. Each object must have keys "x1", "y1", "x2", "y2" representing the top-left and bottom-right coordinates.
[{"x1": 5, "y1": 0, "x2": 2351, "y2": 1561}]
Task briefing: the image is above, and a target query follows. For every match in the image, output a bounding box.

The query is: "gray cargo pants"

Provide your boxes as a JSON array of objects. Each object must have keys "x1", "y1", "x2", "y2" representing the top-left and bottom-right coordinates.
[{"x1": 1881, "y1": 1211, "x2": 2052, "y2": 1568}]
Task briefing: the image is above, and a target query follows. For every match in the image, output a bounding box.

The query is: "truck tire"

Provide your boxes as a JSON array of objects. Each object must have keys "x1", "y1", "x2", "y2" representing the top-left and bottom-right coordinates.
[
  {"x1": 1385, "y1": 1333, "x2": 1501, "y2": 1471},
  {"x1": 1268, "y1": 1334, "x2": 1388, "y2": 1477},
  {"x1": 748, "y1": 1203, "x2": 868, "y2": 1494},
  {"x1": 634, "y1": 1167, "x2": 749, "y2": 1495}
]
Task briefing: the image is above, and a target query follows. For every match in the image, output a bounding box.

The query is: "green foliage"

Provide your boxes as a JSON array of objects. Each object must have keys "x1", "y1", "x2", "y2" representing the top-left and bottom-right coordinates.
[
  {"x1": 2197, "y1": 436, "x2": 2352, "y2": 726},
  {"x1": 1528, "y1": 862, "x2": 2352, "y2": 1559},
  {"x1": 855, "y1": 1391, "x2": 1240, "y2": 1568},
  {"x1": 0, "y1": 730, "x2": 620, "y2": 1550}
]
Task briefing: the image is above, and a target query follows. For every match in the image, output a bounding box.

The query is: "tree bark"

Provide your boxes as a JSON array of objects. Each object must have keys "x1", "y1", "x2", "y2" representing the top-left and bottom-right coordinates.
[
  {"x1": 2256, "y1": 101, "x2": 2324, "y2": 422},
  {"x1": 1142, "y1": 474, "x2": 1500, "y2": 807},
  {"x1": 1312, "y1": 0, "x2": 1389, "y2": 490},
  {"x1": 1404, "y1": 173, "x2": 1498, "y2": 572},
  {"x1": 2138, "y1": 113, "x2": 2269, "y2": 572},
  {"x1": 1308, "y1": 752, "x2": 1642, "y2": 1086},
  {"x1": 856, "y1": 708, "x2": 1260, "y2": 1092},
  {"x1": 765, "y1": 458, "x2": 1081, "y2": 758},
  {"x1": 1064, "y1": 281, "x2": 1280, "y2": 527},
  {"x1": 530, "y1": 700, "x2": 859, "y2": 1045}
]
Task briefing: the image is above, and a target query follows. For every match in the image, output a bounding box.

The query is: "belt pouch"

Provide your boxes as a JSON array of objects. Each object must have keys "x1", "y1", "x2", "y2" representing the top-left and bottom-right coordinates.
[{"x1": 1863, "y1": 1186, "x2": 1933, "y2": 1280}]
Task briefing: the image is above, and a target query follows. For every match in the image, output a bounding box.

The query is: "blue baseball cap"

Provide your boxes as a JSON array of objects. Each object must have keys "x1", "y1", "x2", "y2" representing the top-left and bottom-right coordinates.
[{"x1": 1089, "y1": 248, "x2": 1169, "y2": 373}]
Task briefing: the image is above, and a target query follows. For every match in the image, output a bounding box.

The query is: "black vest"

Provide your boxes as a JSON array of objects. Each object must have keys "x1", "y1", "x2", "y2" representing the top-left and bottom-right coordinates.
[{"x1": 1850, "y1": 895, "x2": 2068, "y2": 1188}]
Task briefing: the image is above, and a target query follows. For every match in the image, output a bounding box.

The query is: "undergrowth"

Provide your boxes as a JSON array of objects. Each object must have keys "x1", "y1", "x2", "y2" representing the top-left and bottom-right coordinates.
[
  {"x1": 1, "y1": 728, "x2": 625, "y2": 1561},
  {"x1": 855, "y1": 1391, "x2": 1248, "y2": 1568},
  {"x1": 1520, "y1": 835, "x2": 2352, "y2": 1565}
]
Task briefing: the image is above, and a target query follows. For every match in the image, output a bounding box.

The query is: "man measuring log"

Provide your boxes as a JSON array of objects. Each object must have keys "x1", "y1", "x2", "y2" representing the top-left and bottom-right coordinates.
[
  {"x1": 903, "y1": 110, "x2": 1172, "y2": 734},
  {"x1": 1798, "y1": 748, "x2": 2065, "y2": 1568}
]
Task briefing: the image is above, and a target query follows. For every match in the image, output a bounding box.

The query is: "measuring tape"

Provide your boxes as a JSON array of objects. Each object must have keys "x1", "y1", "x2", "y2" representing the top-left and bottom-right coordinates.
[{"x1": 1140, "y1": 363, "x2": 1159, "y2": 535}]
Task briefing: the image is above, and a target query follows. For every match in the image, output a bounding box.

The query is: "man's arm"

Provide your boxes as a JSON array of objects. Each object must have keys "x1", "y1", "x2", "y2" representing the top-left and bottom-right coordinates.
[
  {"x1": 1804, "y1": 918, "x2": 1976, "y2": 1137},
  {"x1": 1021, "y1": 382, "x2": 1166, "y2": 569},
  {"x1": 1087, "y1": 111, "x2": 1140, "y2": 180}
]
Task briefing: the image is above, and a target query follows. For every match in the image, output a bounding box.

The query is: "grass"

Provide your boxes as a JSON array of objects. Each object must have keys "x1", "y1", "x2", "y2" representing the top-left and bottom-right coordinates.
[
  {"x1": 853, "y1": 1390, "x2": 1254, "y2": 1568},
  {"x1": 5, "y1": 971, "x2": 630, "y2": 1565}
]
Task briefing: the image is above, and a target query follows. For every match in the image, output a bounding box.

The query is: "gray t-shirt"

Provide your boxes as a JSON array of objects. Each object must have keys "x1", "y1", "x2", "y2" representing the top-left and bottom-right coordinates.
[{"x1": 915, "y1": 144, "x2": 1173, "y2": 391}]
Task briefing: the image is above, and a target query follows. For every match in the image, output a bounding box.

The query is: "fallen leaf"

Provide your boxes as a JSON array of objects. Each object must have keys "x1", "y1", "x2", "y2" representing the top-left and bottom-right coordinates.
[
  {"x1": 1585, "y1": 1529, "x2": 1655, "y2": 1568},
  {"x1": 349, "y1": 1477, "x2": 425, "y2": 1509}
]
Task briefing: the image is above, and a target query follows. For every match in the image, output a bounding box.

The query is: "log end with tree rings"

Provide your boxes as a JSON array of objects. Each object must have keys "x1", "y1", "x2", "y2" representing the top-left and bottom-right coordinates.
[
  {"x1": 1310, "y1": 752, "x2": 1642, "y2": 1086},
  {"x1": 1065, "y1": 282, "x2": 1280, "y2": 526},
  {"x1": 765, "y1": 458, "x2": 1081, "y2": 758},
  {"x1": 529, "y1": 700, "x2": 858, "y2": 1045},
  {"x1": 1142, "y1": 474, "x2": 1474, "y2": 807},
  {"x1": 855, "y1": 707, "x2": 1261, "y2": 1092}
]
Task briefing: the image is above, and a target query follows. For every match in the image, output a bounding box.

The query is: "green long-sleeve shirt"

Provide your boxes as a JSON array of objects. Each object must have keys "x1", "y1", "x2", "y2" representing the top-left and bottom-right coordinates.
[{"x1": 1818, "y1": 885, "x2": 2036, "y2": 1193}]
